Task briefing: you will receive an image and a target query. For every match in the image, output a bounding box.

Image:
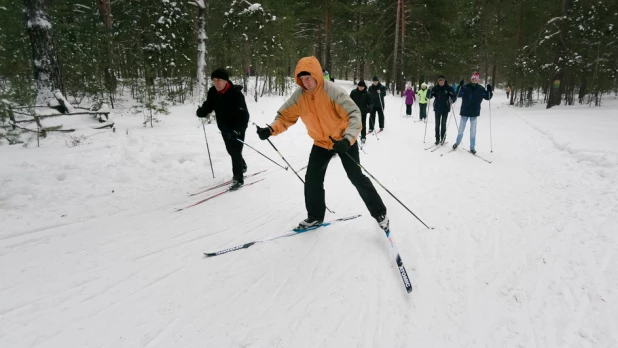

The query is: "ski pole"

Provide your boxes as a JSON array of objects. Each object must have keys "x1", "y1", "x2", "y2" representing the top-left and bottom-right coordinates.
[
  {"x1": 254, "y1": 123, "x2": 335, "y2": 214},
  {"x1": 236, "y1": 138, "x2": 288, "y2": 171},
  {"x1": 201, "y1": 122, "x2": 215, "y2": 178},
  {"x1": 423, "y1": 102, "x2": 429, "y2": 143},
  {"x1": 489, "y1": 97, "x2": 493, "y2": 153},
  {"x1": 344, "y1": 152, "x2": 432, "y2": 230}
]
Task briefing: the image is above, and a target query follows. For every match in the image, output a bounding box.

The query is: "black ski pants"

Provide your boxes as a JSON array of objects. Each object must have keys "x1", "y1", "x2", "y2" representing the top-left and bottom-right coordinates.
[
  {"x1": 369, "y1": 105, "x2": 384, "y2": 130},
  {"x1": 223, "y1": 130, "x2": 246, "y2": 182},
  {"x1": 419, "y1": 103, "x2": 428, "y2": 120},
  {"x1": 406, "y1": 104, "x2": 412, "y2": 116},
  {"x1": 360, "y1": 112, "x2": 368, "y2": 139},
  {"x1": 435, "y1": 112, "x2": 448, "y2": 142},
  {"x1": 305, "y1": 142, "x2": 386, "y2": 221}
]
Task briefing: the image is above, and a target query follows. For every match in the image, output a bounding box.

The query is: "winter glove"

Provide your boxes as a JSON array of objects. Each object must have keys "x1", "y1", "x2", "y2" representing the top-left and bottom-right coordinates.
[
  {"x1": 256, "y1": 125, "x2": 273, "y2": 140},
  {"x1": 459, "y1": 79, "x2": 464, "y2": 87},
  {"x1": 195, "y1": 106, "x2": 208, "y2": 117},
  {"x1": 196, "y1": 105, "x2": 208, "y2": 118},
  {"x1": 486, "y1": 84, "x2": 493, "y2": 93},
  {"x1": 329, "y1": 136, "x2": 351, "y2": 154}
]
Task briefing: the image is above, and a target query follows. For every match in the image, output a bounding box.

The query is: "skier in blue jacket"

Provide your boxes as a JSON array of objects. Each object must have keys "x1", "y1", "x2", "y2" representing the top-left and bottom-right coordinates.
[{"x1": 452, "y1": 72, "x2": 493, "y2": 154}]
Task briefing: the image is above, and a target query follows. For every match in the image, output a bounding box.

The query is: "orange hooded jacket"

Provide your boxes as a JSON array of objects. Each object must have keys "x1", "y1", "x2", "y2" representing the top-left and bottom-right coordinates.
[{"x1": 269, "y1": 57, "x2": 362, "y2": 149}]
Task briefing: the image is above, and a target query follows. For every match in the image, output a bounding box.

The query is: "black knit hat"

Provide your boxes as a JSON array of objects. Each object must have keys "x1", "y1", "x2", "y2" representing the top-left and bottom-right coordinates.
[
  {"x1": 358, "y1": 80, "x2": 367, "y2": 87},
  {"x1": 297, "y1": 71, "x2": 311, "y2": 78},
  {"x1": 211, "y1": 68, "x2": 230, "y2": 81},
  {"x1": 372, "y1": 76, "x2": 379, "y2": 82},
  {"x1": 437, "y1": 75, "x2": 446, "y2": 81}
]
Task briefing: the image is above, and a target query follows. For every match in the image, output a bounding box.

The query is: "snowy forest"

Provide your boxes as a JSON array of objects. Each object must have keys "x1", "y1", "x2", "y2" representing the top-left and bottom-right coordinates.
[{"x1": 1, "y1": 0, "x2": 617, "y2": 115}]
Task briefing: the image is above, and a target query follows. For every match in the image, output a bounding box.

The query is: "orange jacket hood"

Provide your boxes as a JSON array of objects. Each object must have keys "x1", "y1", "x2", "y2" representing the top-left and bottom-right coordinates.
[
  {"x1": 269, "y1": 57, "x2": 363, "y2": 150},
  {"x1": 295, "y1": 57, "x2": 324, "y2": 91}
]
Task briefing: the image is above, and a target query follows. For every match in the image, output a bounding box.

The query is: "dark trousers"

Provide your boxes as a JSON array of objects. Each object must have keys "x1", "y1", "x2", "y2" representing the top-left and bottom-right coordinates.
[
  {"x1": 361, "y1": 112, "x2": 368, "y2": 139},
  {"x1": 419, "y1": 104, "x2": 427, "y2": 120},
  {"x1": 434, "y1": 112, "x2": 448, "y2": 142},
  {"x1": 406, "y1": 104, "x2": 412, "y2": 116},
  {"x1": 223, "y1": 130, "x2": 246, "y2": 182},
  {"x1": 506, "y1": 92, "x2": 510, "y2": 98},
  {"x1": 369, "y1": 105, "x2": 384, "y2": 130},
  {"x1": 305, "y1": 142, "x2": 386, "y2": 221}
]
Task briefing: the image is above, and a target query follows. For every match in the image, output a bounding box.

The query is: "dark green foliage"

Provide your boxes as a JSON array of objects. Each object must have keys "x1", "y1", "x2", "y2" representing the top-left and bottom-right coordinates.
[{"x1": 1, "y1": 0, "x2": 616, "y2": 109}]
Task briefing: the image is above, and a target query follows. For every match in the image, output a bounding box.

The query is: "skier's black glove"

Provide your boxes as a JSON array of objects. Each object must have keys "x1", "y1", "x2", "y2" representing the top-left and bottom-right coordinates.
[
  {"x1": 459, "y1": 79, "x2": 464, "y2": 87},
  {"x1": 196, "y1": 102, "x2": 208, "y2": 118},
  {"x1": 329, "y1": 136, "x2": 351, "y2": 154},
  {"x1": 256, "y1": 125, "x2": 273, "y2": 140},
  {"x1": 486, "y1": 84, "x2": 493, "y2": 93}
]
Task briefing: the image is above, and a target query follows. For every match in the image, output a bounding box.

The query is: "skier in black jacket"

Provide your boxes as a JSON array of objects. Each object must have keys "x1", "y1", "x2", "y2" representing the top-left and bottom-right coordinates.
[
  {"x1": 452, "y1": 72, "x2": 493, "y2": 154},
  {"x1": 429, "y1": 75, "x2": 456, "y2": 145},
  {"x1": 367, "y1": 76, "x2": 386, "y2": 132},
  {"x1": 349, "y1": 80, "x2": 373, "y2": 142},
  {"x1": 196, "y1": 68, "x2": 250, "y2": 190}
]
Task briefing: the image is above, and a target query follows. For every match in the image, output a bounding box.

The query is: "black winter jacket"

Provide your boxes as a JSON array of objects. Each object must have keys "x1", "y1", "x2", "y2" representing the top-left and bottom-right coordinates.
[
  {"x1": 429, "y1": 83, "x2": 456, "y2": 114},
  {"x1": 455, "y1": 83, "x2": 493, "y2": 117},
  {"x1": 368, "y1": 83, "x2": 387, "y2": 108},
  {"x1": 349, "y1": 88, "x2": 373, "y2": 114},
  {"x1": 196, "y1": 84, "x2": 249, "y2": 133}
]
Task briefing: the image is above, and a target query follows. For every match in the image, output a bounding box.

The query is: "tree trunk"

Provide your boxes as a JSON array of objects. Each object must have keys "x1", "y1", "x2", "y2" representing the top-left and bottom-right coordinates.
[
  {"x1": 578, "y1": 75, "x2": 587, "y2": 104},
  {"x1": 400, "y1": 0, "x2": 406, "y2": 90},
  {"x1": 314, "y1": 29, "x2": 322, "y2": 66},
  {"x1": 359, "y1": 60, "x2": 365, "y2": 81},
  {"x1": 391, "y1": 0, "x2": 401, "y2": 94},
  {"x1": 354, "y1": 8, "x2": 361, "y2": 84},
  {"x1": 322, "y1": 0, "x2": 331, "y2": 72},
  {"x1": 547, "y1": 0, "x2": 568, "y2": 109},
  {"x1": 24, "y1": 0, "x2": 62, "y2": 106},
  {"x1": 243, "y1": 41, "x2": 249, "y2": 94},
  {"x1": 97, "y1": 0, "x2": 116, "y2": 105},
  {"x1": 491, "y1": 63, "x2": 496, "y2": 88},
  {"x1": 194, "y1": 0, "x2": 209, "y2": 101}
]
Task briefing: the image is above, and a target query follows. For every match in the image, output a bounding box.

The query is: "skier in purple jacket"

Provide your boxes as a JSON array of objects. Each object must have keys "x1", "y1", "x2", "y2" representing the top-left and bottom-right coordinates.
[{"x1": 401, "y1": 84, "x2": 416, "y2": 118}]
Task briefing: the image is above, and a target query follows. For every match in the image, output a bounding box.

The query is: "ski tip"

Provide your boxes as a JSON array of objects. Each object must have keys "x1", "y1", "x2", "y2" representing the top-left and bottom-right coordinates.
[{"x1": 407, "y1": 287, "x2": 413, "y2": 293}]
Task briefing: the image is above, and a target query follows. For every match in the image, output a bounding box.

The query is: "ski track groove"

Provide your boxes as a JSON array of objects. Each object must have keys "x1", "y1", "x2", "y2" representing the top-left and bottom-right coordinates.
[
  {"x1": 143, "y1": 317, "x2": 180, "y2": 348},
  {"x1": 90, "y1": 267, "x2": 184, "y2": 320}
]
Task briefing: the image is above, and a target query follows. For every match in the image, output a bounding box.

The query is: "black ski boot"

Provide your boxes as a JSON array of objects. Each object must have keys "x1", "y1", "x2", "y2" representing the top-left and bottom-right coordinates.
[
  {"x1": 229, "y1": 177, "x2": 244, "y2": 191},
  {"x1": 376, "y1": 214, "x2": 390, "y2": 233}
]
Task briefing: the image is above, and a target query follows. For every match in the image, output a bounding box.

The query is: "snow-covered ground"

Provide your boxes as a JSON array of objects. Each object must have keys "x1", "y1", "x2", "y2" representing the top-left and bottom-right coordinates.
[{"x1": 1, "y1": 81, "x2": 617, "y2": 347}]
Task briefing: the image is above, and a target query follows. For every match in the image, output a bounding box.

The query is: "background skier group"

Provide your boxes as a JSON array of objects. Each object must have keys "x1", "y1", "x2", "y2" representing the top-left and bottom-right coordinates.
[{"x1": 352, "y1": 72, "x2": 493, "y2": 152}]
